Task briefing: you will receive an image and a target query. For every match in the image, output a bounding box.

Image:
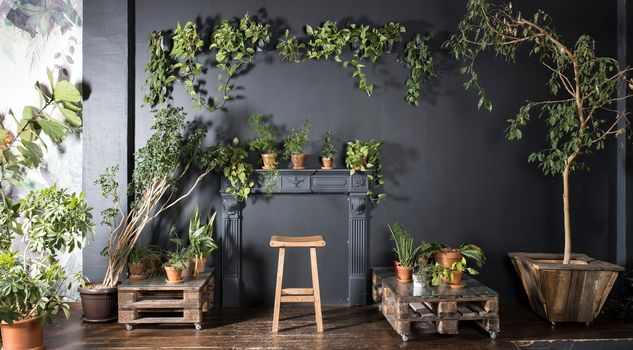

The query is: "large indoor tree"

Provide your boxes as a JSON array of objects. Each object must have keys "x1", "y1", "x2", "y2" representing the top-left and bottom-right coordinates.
[{"x1": 444, "y1": 0, "x2": 633, "y2": 264}]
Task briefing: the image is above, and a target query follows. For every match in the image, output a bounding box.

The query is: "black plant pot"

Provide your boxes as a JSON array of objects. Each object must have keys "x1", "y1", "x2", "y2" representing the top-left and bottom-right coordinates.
[
  {"x1": 256, "y1": 39, "x2": 267, "y2": 52},
  {"x1": 349, "y1": 41, "x2": 361, "y2": 54},
  {"x1": 78, "y1": 285, "x2": 118, "y2": 323},
  {"x1": 384, "y1": 41, "x2": 395, "y2": 54}
]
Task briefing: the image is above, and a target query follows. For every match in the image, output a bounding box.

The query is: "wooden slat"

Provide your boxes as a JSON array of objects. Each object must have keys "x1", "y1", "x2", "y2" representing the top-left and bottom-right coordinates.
[
  {"x1": 124, "y1": 299, "x2": 194, "y2": 309},
  {"x1": 467, "y1": 303, "x2": 485, "y2": 315},
  {"x1": 281, "y1": 288, "x2": 313, "y2": 295},
  {"x1": 409, "y1": 302, "x2": 434, "y2": 318},
  {"x1": 280, "y1": 295, "x2": 315, "y2": 303},
  {"x1": 126, "y1": 317, "x2": 190, "y2": 324},
  {"x1": 457, "y1": 305, "x2": 476, "y2": 317}
]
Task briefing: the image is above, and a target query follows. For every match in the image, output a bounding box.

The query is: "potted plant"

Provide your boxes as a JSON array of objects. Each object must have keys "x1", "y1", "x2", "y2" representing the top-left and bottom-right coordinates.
[
  {"x1": 430, "y1": 257, "x2": 480, "y2": 288},
  {"x1": 388, "y1": 223, "x2": 408, "y2": 273},
  {"x1": 0, "y1": 70, "x2": 94, "y2": 349},
  {"x1": 163, "y1": 227, "x2": 190, "y2": 283},
  {"x1": 388, "y1": 223, "x2": 421, "y2": 282},
  {"x1": 320, "y1": 131, "x2": 337, "y2": 169},
  {"x1": 283, "y1": 119, "x2": 311, "y2": 169},
  {"x1": 423, "y1": 243, "x2": 486, "y2": 270},
  {"x1": 186, "y1": 204, "x2": 218, "y2": 276},
  {"x1": 380, "y1": 22, "x2": 405, "y2": 54},
  {"x1": 127, "y1": 246, "x2": 161, "y2": 280},
  {"x1": 345, "y1": 139, "x2": 385, "y2": 203},
  {"x1": 82, "y1": 106, "x2": 229, "y2": 322},
  {"x1": 445, "y1": 0, "x2": 632, "y2": 323},
  {"x1": 248, "y1": 114, "x2": 278, "y2": 170}
]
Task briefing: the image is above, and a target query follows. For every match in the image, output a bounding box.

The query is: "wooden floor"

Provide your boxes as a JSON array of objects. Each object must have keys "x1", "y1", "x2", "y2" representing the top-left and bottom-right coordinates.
[{"x1": 38, "y1": 303, "x2": 633, "y2": 349}]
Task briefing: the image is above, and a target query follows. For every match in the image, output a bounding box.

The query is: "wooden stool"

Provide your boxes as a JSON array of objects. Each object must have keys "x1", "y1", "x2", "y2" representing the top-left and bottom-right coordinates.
[{"x1": 270, "y1": 235, "x2": 326, "y2": 333}]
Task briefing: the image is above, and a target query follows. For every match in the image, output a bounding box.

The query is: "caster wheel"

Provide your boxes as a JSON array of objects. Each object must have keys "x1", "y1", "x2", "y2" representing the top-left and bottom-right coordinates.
[
  {"x1": 585, "y1": 322, "x2": 591, "y2": 326},
  {"x1": 125, "y1": 324, "x2": 133, "y2": 331},
  {"x1": 550, "y1": 321, "x2": 556, "y2": 327},
  {"x1": 401, "y1": 334, "x2": 409, "y2": 342},
  {"x1": 195, "y1": 323, "x2": 202, "y2": 330},
  {"x1": 489, "y1": 331, "x2": 498, "y2": 339}
]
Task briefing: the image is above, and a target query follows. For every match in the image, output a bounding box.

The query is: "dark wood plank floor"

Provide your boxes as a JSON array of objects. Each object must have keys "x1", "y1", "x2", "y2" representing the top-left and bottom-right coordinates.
[{"x1": 38, "y1": 303, "x2": 633, "y2": 349}]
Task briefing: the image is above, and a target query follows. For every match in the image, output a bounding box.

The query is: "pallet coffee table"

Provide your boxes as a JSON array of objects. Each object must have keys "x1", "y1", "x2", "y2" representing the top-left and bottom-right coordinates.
[
  {"x1": 118, "y1": 269, "x2": 214, "y2": 330},
  {"x1": 372, "y1": 267, "x2": 499, "y2": 341}
]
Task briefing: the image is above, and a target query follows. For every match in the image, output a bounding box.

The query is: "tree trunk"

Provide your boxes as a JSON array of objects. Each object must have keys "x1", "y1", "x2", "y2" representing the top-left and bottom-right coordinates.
[{"x1": 562, "y1": 165, "x2": 572, "y2": 264}]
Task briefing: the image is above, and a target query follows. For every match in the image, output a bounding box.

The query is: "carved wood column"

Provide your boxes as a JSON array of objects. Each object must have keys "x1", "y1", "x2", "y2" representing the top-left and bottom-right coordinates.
[
  {"x1": 221, "y1": 194, "x2": 241, "y2": 307},
  {"x1": 348, "y1": 173, "x2": 371, "y2": 305}
]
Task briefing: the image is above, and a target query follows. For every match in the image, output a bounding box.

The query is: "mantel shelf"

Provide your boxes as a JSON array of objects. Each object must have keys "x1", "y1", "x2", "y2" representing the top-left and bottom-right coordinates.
[{"x1": 221, "y1": 168, "x2": 373, "y2": 195}]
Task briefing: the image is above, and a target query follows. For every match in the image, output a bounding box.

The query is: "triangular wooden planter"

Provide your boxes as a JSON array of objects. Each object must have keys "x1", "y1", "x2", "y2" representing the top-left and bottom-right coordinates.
[{"x1": 508, "y1": 252, "x2": 623, "y2": 324}]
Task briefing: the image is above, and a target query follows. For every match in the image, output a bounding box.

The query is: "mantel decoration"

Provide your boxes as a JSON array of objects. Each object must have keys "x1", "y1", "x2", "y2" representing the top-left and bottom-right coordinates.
[
  {"x1": 345, "y1": 139, "x2": 385, "y2": 203},
  {"x1": 320, "y1": 131, "x2": 337, "y2": 169},
  {"x1": 283, "y1": 119, "x2": 311, "y2": 170},
  {"x1": 0, "y1": 70, "x2": 94, "y2": 349},
  {"x1": 445, "y1": 0, "x2": 632, "y2": 323}
]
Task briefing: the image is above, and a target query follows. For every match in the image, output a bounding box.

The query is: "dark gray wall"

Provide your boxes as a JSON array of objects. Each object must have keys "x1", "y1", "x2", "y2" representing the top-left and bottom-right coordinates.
[
  {"x1": 82, "y1": 0, "x2": 131, "y2": 281},
  {"x1": 122, "y1": 0, "x2": 627, "y2": 305}
]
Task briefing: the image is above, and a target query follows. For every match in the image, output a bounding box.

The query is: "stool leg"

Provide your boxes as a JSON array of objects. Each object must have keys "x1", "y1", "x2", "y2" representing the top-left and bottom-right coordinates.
[
  {"x1": 310, "y1": 247, "x2": 323, "y2": 332},
  {"x1": 272, "y1": 248, "x2": 285, "y2": 333}
]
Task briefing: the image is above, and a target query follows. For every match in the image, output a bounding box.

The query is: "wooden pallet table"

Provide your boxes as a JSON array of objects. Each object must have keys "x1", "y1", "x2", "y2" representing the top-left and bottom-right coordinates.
[
  {"x1": 372, "y1": 267, "x2": 499, "y2": 342},
  {"x1": 118, "y1": 269, "x2": 214, "y2": 331}
]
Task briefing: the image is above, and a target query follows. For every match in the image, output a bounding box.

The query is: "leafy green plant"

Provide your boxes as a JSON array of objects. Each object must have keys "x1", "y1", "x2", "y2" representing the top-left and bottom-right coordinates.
[
  {"x1": 0, "y1": 69, "x2": 93, "y2": 326},
  {"x1": 128, "y1": 245, "x2": 161, "y2": 265},
  {"x1": 430, "y1": 257, "x2": 479, "y2": 286},
  {"x1": 444, "y1": 0, "x2": 633, "y2": 264},
  {"x1": 206, "y1": 137, "x2": 254, "y2": 201},
  {"x1": 388, "y1": 223, "x2": 420, "y2": 268},
  {"x1": 143, "y1": 31, "x2": 174, "y2": 109},
  {"x1": 345, "y1": 140, "x2": 385, "y2": 203},
  {"x1": 171, "y1": 21, "x2": 206, "y2": 109},
  {"x1": 97, "y1": 107, "x2": 227, "y2": 288},
  {"x1": 163, "y1": 227, "x2": 190, "y2": 270},
  {"x1": 210, "y1": 13, "x2": 271, "y2": 106},
  {"x1": 422, "y1": 242, "x2": 486, "y2": 268},
  {"x1": 186, "y1": 204, "x2": 218, "y2": 259},
  {"x1": 283, "y1": 119, "x2": 311, "y2": 158},
  {"x1": 321, "y1": 131, "x2": 337, "y2": 159},
  {"x1": 248, "y1": 114, "x2": 278, "y2": 155},
  {"x1": 400, "y1": 34, "x2": 435, "y2": 106},
  {"x1": 276, "y1": 29, "x2": 306, "y2": 63}
]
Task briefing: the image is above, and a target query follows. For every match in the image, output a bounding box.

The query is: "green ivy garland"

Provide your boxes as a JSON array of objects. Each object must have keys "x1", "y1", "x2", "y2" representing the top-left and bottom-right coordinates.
[{"x1": 400, "y1": 34, "x2": 435, "y2": 106}]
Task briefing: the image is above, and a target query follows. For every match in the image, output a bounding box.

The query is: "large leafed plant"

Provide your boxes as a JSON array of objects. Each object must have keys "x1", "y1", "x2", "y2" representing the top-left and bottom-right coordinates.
[{"x1": 444, "y1": 0, "x2": 633, "y2": 264}]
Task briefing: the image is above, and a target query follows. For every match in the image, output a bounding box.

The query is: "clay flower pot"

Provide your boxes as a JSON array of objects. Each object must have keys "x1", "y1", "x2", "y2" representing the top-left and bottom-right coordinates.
[
  {"x1": 393, "y1": 260, "x2": 400, "y2": 274},
  {"x1": 442, "y1": 270, "x2": 463, "y2": 287},
  {"x1": 0, "y1": 317, "x2": 44, "y2": 350},
  {"x1": 435, "y1": 249, "x2": 463, "y2": 268},
  {"x1": 165, "y1": 266, "x2": 184, "y2": 283},
  {"x1": 396, "y1": 265, "x2": 413, "y2": 283},
  {"x1": 261, "y1": 153, "x2": 278, "y2": 170},
  {"x1": 321, "y1": 157, "x2": 333, "y2": 169},
  {"x1": 78, "y1": 285, "x2": 118, "y2": 322},
  {"x1": 193, "y1": 257, "x2": 206, "y2": 275},
  {"x1": 128, "y1": 262, "x2": 146, "y2": 280},
  {"x1": 291, "y1": 153, "x2": 306, "y2": 169}
]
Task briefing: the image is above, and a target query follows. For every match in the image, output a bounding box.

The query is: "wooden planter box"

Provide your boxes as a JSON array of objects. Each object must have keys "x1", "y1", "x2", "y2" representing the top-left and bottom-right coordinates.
[{"x1": 508, "y1": 252, "x2": 623, "y2": 324}]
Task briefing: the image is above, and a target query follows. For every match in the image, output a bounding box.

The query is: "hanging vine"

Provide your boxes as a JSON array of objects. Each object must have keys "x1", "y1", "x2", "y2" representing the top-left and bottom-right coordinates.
[{"x1": 400, "y1": 34, "x2": 435, "y2": 106}]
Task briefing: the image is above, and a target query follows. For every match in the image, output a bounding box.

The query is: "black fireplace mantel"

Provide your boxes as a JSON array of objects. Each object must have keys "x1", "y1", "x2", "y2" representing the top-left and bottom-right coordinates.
[{"x1": 219, "y1": 169, "x2": 372, "y2": 306}]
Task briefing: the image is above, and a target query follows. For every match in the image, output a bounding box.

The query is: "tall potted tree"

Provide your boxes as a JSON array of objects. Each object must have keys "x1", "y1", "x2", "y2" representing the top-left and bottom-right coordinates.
[
  {"x1": 445, "y1": 0, "x2": 632, "y2": 323},
  {"x1": 0, "y1": 70, "x2": 94, "y2": 349}
]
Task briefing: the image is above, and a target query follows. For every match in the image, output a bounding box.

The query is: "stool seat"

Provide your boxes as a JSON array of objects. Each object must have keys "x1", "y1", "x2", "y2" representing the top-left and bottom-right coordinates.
[{"x1": 270, "y1": 235, "x2": 326, "y2": 248}]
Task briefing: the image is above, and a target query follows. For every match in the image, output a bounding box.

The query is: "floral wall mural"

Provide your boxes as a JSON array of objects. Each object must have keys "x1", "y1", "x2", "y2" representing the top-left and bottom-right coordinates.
[{"x1": 0, "y1": 0, "x2": 83, "y2": 299}]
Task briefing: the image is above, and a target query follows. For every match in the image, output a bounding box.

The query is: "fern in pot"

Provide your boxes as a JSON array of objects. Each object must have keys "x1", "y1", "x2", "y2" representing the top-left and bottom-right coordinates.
[
  {"x1": 283, "y1": 119, "x2": 311, "y2": 169},
  {"x1": 163, "y1": 227, "x2": 191, "y2": 283},
  {"x1": 127, "y1": 245, "x2": 161, "y2": 280},
  {"x1": 186, "y1": 204, "x2": 218, "y2": 276}
]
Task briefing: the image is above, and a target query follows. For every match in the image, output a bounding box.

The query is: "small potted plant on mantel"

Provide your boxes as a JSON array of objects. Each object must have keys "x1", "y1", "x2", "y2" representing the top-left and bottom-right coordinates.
[
  {"x1": 248, "y1": 114, "x2": 279, "y2": 170},
  {"x1": 446, "y1": 0, "x2": 632, "y2": 323},
  {"x1": 320, "y1": 131, "x2": 337, "y2": 169},
  {"x1": 283, "y1": 119, "x2": 311, "y2": 169},
  {"x1": 388, "y1": 223, "x2": 421, "y2": 282},
  {"x1": 186, "y1": 204, "x2": 218, "y2": 276}
]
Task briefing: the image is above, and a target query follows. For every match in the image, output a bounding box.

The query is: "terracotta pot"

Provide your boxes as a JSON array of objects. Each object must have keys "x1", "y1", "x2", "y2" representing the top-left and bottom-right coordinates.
[
  {"x1": 435, "y1": 249, "x2": 463, "y2": 268},
  {"x1": 193, "y1": 257, "x2": 207, "y2": 275},
  {"x1": 321, "y1": 157, "x2": 333, "y2": 169},
  {"x1": 78, "y1": 285, "x2": 118, "y2": 322},
  {"x1": 442, "y1": 270, "x2": 463, "y2": 286},
  {"x1": 261, "y1": 153, "x2": 278, "y2": 170},
  {"x1": 393, "y1": 260, "x2": 400, "y2": 274},
  {"x1": 128, "y1": 262, "x2": 146, "y2": 279},
  {"x1": 165, "y1": 266, "x2": 183, "y2": 282},
  {"x1": 291, "y1": 153, "x2": 306, "y2": 169},
  {"x1": 396, "y1": 265, "x2": 413, "y2": 283},
  {"x1": 0, "y1": 318, "x2": 44, "y2": 350}
]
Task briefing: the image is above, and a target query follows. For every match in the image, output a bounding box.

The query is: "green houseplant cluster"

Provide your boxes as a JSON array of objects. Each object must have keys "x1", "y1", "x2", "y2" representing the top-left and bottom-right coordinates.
[
  {"x1": 0, "y1": 69, "x2": 94, "y2": 347},
  {"x1": 345, "y1": 140, "x2": 385, "y2": 203}
]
